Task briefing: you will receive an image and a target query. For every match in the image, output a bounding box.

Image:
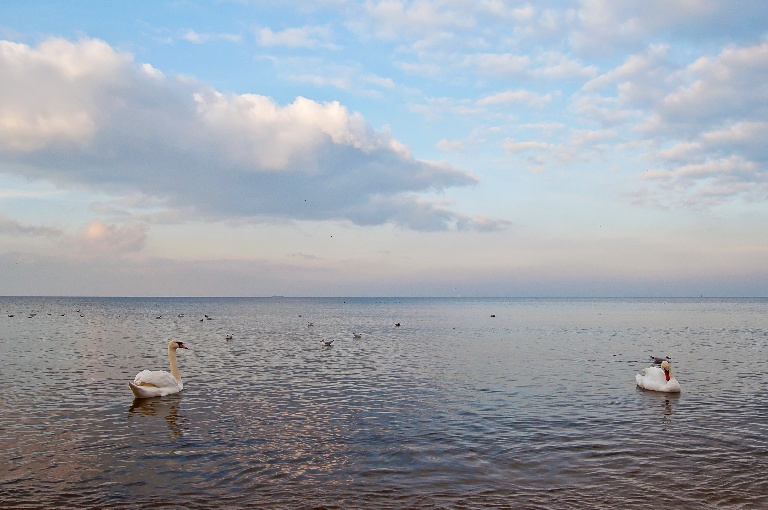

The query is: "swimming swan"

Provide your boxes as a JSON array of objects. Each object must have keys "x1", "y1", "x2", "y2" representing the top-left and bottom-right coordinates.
[
  {"x1": 129, "y1": 339, "x2": 189, "y2": 399},
  {"x1": 636, "y1": 360, "x2": 681, "y2": 393}
]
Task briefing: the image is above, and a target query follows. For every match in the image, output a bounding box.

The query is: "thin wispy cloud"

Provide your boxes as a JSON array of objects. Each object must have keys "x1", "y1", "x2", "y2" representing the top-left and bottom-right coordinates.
[
  {"x1": 182, "y1": 30, "x2": 242, "y2": 44},
  {"x1": 0, "y1": 215, "x2": 61, "y2": 237},
  {"x1": 256, "y1": 25, "x2": 339, "y2": 49}
]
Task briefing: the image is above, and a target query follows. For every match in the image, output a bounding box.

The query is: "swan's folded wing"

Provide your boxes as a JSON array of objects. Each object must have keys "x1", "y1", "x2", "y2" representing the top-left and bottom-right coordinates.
[
  {"x1": 643, "y1": 366, "x2": 665, "y2": 381},
  {"x1": 133, "y1": 370, "x2": 178, "y2": 388}
]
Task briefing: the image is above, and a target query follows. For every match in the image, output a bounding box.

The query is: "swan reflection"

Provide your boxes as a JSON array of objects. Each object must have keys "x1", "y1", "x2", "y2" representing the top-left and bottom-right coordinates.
[
  {"x1": 129, "y1": 394, "x2": 186, "y2": 438},
  {"x1": 640, "y1": 391, "x2": 679, "y2": 431}
]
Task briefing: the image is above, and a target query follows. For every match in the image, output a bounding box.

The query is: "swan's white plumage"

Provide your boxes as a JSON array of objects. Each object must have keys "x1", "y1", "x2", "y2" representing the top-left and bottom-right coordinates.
[
  {"x1": 635, "y1": 361, "x2": 681, "y2": 393},
  {"x1": 131, "y1": 370, "x2": 182, "y2": 394},
  {"x1": 129, "y1": 339, "x2": 188, "y2": 399}
]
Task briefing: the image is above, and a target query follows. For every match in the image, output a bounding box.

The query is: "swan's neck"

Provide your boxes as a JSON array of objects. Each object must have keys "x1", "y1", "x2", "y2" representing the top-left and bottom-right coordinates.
[{"x1": 168, "y1": 346, "x2": 182, "y2": 384}]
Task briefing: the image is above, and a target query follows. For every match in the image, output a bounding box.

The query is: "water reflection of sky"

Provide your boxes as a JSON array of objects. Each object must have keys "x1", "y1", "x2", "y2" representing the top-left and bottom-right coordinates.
[
  {"x1": 129, "y1": 395, "x2": 187, "y2": 438},
  {"x1": 637, "y1": 389, "x2": 680, "y2": 431},
  {"x1": 2, "y1": 297, "x2": 768, "y2": 508}
]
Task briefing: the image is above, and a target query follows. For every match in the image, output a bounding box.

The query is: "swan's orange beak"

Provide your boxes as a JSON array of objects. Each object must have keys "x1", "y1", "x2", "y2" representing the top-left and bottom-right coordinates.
[{"x1": 664, "y1": 369, "x2": 670, "y2": 381}]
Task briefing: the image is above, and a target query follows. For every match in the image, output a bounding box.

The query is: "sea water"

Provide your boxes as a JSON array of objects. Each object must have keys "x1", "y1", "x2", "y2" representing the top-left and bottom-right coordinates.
[{"x1": 1, "y1": 297, "x2": 767, "y2": 508}]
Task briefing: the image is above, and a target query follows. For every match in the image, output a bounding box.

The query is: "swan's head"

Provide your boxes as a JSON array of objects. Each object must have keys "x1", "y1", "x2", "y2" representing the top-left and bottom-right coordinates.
[
  {"x1": 661, "y1": 360, "x2": 671, "y2": 380},
  {"x1": 168, "y1": 339, "x2": 188, "y2": 350}
]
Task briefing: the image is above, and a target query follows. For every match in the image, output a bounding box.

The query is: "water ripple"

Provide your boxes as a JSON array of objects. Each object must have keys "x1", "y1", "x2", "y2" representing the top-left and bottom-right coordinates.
[{"x1": 1, "y1": 297, "x2": 767, "y2": 508}]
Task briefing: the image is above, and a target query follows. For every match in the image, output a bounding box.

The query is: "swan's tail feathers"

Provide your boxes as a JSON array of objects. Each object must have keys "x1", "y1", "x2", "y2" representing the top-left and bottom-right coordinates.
[
  {"x1": 129, "y1": 381, "x2": 160, "y2": 399},
  {"x1": 129, "y1": 381, "x2": 143, "y2": 398}
]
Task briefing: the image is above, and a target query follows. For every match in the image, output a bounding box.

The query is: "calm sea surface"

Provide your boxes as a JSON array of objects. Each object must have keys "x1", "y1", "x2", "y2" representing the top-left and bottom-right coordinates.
[{"x1": 1, "y1": 297, "x2": 766, "y2": 509}]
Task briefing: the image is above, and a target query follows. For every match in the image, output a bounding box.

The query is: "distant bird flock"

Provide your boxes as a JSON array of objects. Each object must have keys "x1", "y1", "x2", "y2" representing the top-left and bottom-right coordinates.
[{"x1": 3, "y1": 309, "x2": 683, "y2": 398}]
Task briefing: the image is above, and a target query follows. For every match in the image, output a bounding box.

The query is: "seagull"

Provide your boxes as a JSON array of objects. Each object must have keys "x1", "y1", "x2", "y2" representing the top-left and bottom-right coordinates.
[
  {"x1": 225, "y1": 334, "x2": 233, "y2": 340},
  {"x1": 650, "y1": 355, "x2": 672, "y2": 364},
  {"x1": 353, "y1": 333, "x2": 362, "y2": 339},
  {"x1": 322, "y1": 339, "x2": 334, "y2": 346},
  {"x1": 395, "y1": 322, "x2": 401, "y2": 327},
  {"x1": 308, "y1": 322, "x2": 314, "y2": 327}
]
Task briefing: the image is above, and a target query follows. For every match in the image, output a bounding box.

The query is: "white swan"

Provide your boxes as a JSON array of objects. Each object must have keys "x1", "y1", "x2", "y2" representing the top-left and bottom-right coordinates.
[
  {"x1": 129, "y1": 339, "x2": 189, "y2": 399},
  {"x1": 636, "y1": 360, "x2": 681, "y2": 393}
]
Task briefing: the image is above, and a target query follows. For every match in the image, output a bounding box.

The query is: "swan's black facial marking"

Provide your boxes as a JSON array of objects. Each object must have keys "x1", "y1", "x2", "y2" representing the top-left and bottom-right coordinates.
[{"x1": 176, "y1": 341, "x2": 188, "y2": 349}]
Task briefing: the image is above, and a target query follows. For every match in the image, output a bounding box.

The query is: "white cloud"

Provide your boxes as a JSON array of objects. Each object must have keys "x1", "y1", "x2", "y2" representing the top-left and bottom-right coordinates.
[
  {"x1": 436, "y1": 138, "x2": 465, "y2": 152},
  {"x1": 258, "y1": 56, "x2": 396, "y2": 97},
  {"x1": 581, "y1": 44, "x2": 673, "y2": 109},
  {"x1": 531, "y1": 52, "x2": 598, "y2": 80},
  {"x1": 353, "y1": 0, "x2": 474, "y2": 41},
  {"x1": 464, "y1": 53, "x2": 531, "y2": 76},
  {"x1": 0, "y1": 38, "x2": 119, "y2": 150},
  {"x1": 182, "y1": 30, "x2": 242, "y2": 44},
  {"x1": 571, "y1": 0, "x2": 768, "y2": 56},
  {"x1": 656, "y1": 141, "x2": 703, "y2": 163},
  {"x1": 641, "y1": 43, "x2": 768, "y2": 204},
  {"x1": 655, "y1": 43, "x2": 768, "y2": 133},
  {"x1": 362, "y1": 73, "x2": 395, "y2": 89},
  {"x1": 407, "y1": 96, "x2": 484, "y2": 121},
  {"x1": 68, "y1": 220, "x2": 147, "y2": 256},
  {"x1": 575, "y1": 38, "x2": 768, "y2": 206},
  {"x1": 503, "y1": 139, "x2": 550, "y2": 153},
  {"x1": 639, "y1": 155, "x2": 763, "y2": 207},
  {"x1": 256, "y1": 25, "x2": 338, "y2": 49},
  {"x1": 478, "y1": 89, "x2": 552, "y2": 108},
  {"x1": 0, "y1": 37, "x2": 499, "y2": 231}
]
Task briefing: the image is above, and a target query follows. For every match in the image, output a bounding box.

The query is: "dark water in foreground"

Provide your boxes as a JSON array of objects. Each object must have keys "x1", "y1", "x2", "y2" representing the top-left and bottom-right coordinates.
[{"x1": 1, "y1": 297, "x2": 767, "y2": 509}]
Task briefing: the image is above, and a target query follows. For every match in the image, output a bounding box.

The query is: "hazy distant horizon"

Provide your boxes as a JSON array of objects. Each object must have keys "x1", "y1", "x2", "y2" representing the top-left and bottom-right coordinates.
[{"x1": 2, "y1": 294, "x2": 765, "y2": 300}]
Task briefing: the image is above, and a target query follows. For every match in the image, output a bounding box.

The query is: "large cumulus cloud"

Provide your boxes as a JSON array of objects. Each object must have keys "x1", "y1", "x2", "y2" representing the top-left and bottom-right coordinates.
[{"x1": 0, "y1": 37, "x2": 501, "y2": 231}]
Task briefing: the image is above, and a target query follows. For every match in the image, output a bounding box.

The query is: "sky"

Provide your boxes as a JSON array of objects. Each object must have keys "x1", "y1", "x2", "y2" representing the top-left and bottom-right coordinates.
[{"x1": 1, "y1": 0, "x2": 767, "y2": 297}]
